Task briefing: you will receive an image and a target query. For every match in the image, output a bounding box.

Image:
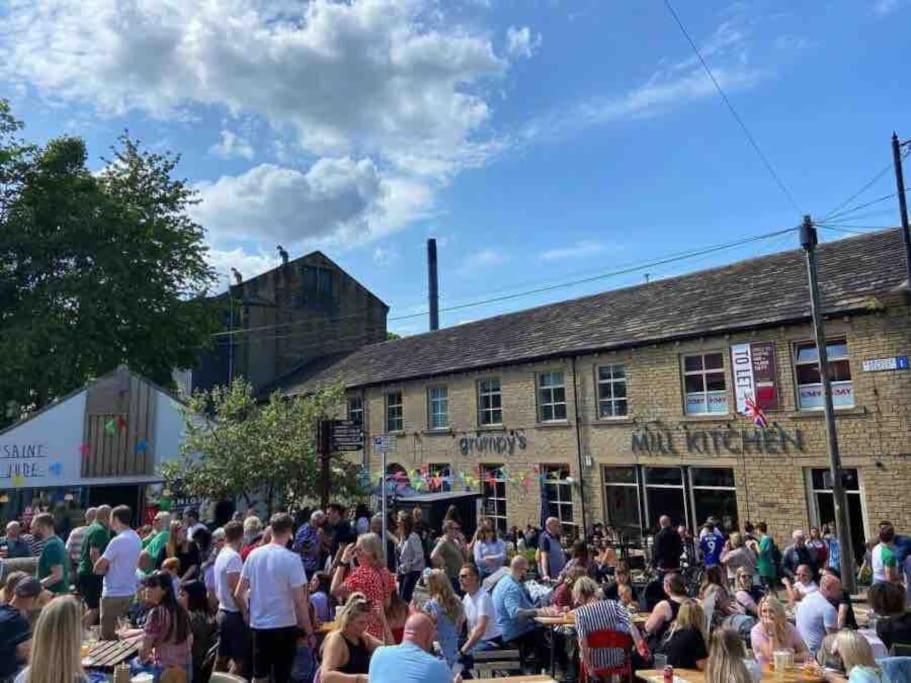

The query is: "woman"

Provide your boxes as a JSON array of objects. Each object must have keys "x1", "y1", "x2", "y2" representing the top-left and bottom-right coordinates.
[
  {"x1": 593, "y1": 543, "x2": 619, "y2": 583},
  {"x1": 423, "y1": 569, "x2": 465, "y2": 668},
  {"x1": 734, "y1": 567, "x2": 763, "y2": 617},
  {"x1": 657, "y1": 600, "x2": 709, "y2": 671},
  {"x1": 720, "y1": 532, "x2": 757, "y2": 582},
  {"x1": 386, "y1": 591, "x2": 409, "y2": 644},
  {"x1": 14, "y1": 596, "x2": 87, "y2": 683},
  {"x1": 750, "y1": 596, "x2": 809, "y2": 667},
  {"x1": 603, "y1": 561, "x2": 638, "y2": 601},
  {"x1": 164, "y1": 520, "x2": 200, "y2": 583},
  {"x1": 868, "y1": 581, "x2": 911, "y2": 651},
  {"x1": 396, "y1": 514, "x2": 425, "y2": 602},
  {"x1": 331, "y1": 533, "x2": 396, "y2": 642},
  {"x1": 643, "y1": 572, "x2": 689, "y2": 646},
  {"x1": 320, "y1": 593, "x2": 384, "y2": 683},
  {"x1": 473, "y1": 526, "x2": 507, "y2": 579},
  {"x1": 369, "y1": 514, "x2": 398, "y2": 573},
  {"x1": 807, "y1": 527, "x2": 829, "y2": 569},
  {"x1": 558, "y1": 539, "x2": 595, "y2": 581},
  {"x1": 572, "y1": 576, "x2": 645, "y2": 676},
  {"x1": 443, "y1": 506, "x2": 468, "y2": 547},
  {"x1": 179, "y1": 580, "x2": 216, "y2": 683},
  {"x1": 139, "y1": 571, "x2": 193, "y2": 677},
  {"x1": 468, "y1": 517, "x2": 494, "y2": 555},
  {"x1": 553, "y1": 565, "x2": 588, "y2": 611},
  {"x1": 820, "y1": 630, "x2": 892, "y2": 682},
  {"x1": 705, "y1": 626, "x2": 757, "y2": 683},
  {"x1": 700, "y1": 565, "x2": 743, "y2": 627}
]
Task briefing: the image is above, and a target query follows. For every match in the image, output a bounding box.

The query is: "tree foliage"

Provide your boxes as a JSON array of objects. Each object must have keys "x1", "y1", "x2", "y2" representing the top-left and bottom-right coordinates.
[
  {"x1": 0, "y1": 99, "x2": 218, "y2": 423},
  {"x1": 162, "y1": 379, "x2": 367, "y2": 513}
]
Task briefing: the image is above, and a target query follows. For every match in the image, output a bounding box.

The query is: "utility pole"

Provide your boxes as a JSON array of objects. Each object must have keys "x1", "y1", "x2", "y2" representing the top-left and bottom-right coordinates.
[
  {"x1": 318, "y1": 419, "x2": 332, "y2": 509},
  {"x1": 427, "y1": 238, "x2": 440, "y2": 331},
  {"x1": 800, "y1": 216, "x2": 855, "y2": 592},
  {"x1": 891, "y1": 133, "x2": 911, "y2": 288}
]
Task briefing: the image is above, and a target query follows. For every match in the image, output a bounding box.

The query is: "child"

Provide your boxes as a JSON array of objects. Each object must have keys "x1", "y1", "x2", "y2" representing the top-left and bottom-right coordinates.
[
  {"x1": 309, "y1": 571, "x2": 334, "y2": 624},
  {"x1": 423, "y1": 569, "x2": 464, "y2": 668},
  {"x1": 161, "y1": 556, "x2": 182, "y2": 595}
]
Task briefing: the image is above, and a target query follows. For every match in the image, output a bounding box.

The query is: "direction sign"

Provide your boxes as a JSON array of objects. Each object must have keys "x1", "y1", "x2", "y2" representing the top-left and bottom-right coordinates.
[
  {"x1": 862, "y1": 356, "x2": 910, "y2": 373},
  {"x1": 331, "y1": 420, "x2": 364, "y2": 452},
  {"x1": 372, "y1": 434, "x2": 396, "y2": 452}
]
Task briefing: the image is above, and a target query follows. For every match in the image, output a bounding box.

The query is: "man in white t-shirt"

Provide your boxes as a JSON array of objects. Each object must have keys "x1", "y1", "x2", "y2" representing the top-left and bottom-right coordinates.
[
  {"x1": 458, "y1": 562, "x2": 502, "y2": 659},
  {"x1": 214, "y1": 520, "x2": 249, "y2": 676},
  {"x1": 235, "y1": 512, "x2": 314, "y2": 683},
  {"x1": 796, "y1": 574, "x2": 840, "y2": 654},
  {"x1": 184, "y1": 508, "x2": 207, "y2": 543},
  {"x1": 93, "y1": 505, "x2": 141, "y2": 640}
]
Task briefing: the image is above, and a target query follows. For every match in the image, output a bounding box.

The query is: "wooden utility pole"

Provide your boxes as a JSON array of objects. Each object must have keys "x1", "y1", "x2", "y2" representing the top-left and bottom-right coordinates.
[
  {"x1": 318, "y1": 419, "x2": 332, "y2": 509},
  {"x1": 800, "y1": 216, "x2": 855, "y2": 592},
  {"x1": 891, "y1": 133, "x2": 911, "y2": 288}
]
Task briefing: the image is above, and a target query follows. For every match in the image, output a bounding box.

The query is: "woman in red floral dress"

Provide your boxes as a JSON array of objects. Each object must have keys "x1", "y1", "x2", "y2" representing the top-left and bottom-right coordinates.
[{"x1": 330, "y1": 532, "x2": 397, "y2": 642}]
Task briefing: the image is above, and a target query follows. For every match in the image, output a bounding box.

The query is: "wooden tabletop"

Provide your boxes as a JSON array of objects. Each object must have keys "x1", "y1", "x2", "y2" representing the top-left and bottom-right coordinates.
[
  {"x1": 534, "y1": 613, "x2": 575, "y2": 626},
  {"x1": 636, "y1": 665, "x2": 824, "y2": 682},
  {"x1": 83, "y1": 633, "x2": 143, "y2": 670},
  {"x1": 491, "y1": 676, "x2": 556, "y2": 683}
]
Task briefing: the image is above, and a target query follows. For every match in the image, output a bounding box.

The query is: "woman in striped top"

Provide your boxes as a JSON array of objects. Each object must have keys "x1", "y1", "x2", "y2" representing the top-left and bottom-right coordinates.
[{"x1": 572, "y1": 577, "x2": 643, "y2": 672}]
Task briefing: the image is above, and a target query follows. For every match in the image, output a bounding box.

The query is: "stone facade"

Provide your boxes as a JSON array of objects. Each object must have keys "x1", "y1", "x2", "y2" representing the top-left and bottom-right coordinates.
[{"x1": 351, "y1": 302, "x2": 911, "y2": 553}]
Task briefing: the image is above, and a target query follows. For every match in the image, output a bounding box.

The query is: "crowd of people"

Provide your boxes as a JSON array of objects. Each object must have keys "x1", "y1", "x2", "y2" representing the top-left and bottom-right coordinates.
[{"x1": 1, "y1": 501, "x2": 910, "y2": 683}]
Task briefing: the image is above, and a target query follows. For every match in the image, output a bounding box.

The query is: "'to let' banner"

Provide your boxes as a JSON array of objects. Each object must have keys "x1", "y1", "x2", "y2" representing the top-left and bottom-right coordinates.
[{"x1": 730, "y1": 341, "x2": 779, "y2": 413}]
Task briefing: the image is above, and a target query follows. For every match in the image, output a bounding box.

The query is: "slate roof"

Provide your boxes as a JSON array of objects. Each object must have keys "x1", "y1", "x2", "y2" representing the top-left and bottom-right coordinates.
[{"x1": 277, "y1": 228, "x2": 909, "y2": 393}]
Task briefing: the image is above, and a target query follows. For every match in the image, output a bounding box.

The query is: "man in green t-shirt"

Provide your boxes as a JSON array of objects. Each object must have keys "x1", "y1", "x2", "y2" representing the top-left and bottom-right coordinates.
[
  {"x1": 755, "y1": 521, "x2": 777, "y2": 586},
  {"x1": 139, "y1": 510, "x2": 170, "y2": 574},
  {"x1": 33, "y1": 512, "x2": 69, "y2": 594},
  {"x1": 78, "y1": 504, "x2": 111, "y2": 626}
]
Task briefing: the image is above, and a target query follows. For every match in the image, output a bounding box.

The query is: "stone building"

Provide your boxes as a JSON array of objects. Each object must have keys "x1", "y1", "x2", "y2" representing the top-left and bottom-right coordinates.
[
  {"x1": 280, "y1": 229, "x2": 911, "y2": 557},
  {"x1": 192, "y1": 251, "x2": 388, "y2": 394}
]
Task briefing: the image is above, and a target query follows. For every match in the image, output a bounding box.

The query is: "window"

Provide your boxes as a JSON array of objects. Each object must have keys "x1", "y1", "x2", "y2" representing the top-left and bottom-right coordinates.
[
  {"x1": 644, "y1": 466, "x2": 687, "y2": 530},
  {"x1": 807, "y1": 468, "x2": 865, "y2": 563},
  {"x1": 385, "y1": 391, "x2": 403, "y2": 432},
  {"x1": 541, "y1": 464, "x2": 576, "y2": 537},
  {"x1": 597, "y1": 364, "x2": 628, "y2": 418},
  {"x1": 795, "y1": 340, "x2": 854, "y2": 410},
  {"x1": 347, "y1": 396, "x2": 363, "y2": 426},
  {"x1": 602, "y1": 466, "x2": 642, "y2": 542},
  {"x1": 537, "y1": 371, "x2": 567, "y2": 422},
  {"x1": 689, "y1": 468, "x2": 738, "y2": 533},
  {"x1": 478, "y1": 378, "x2": 502, "y2": 426},
  {"x1": 427, "y1": 386, "x2": 449, "y2": 430},
  {"x1": 427, "y1": 463, "x2": 452, "y2": 493},
  {"x1": 481, "y1": 464, "x2": 507, "y2": 534},
  {"x1": 683, "y1": 352, "x2": 728, "y2": 415}
]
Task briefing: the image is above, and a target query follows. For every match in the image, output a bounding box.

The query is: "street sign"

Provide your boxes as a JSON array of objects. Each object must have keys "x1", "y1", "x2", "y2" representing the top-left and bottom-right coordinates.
[
  {"x1": 372, "y1": 434, "x2": 396, "y2": 452},
  {"x1": 331, "y1": 420, "x2": 364, "y2": 452},
  {"x1": 862, "y1": 356, "x2": 910, "y2": 372}
]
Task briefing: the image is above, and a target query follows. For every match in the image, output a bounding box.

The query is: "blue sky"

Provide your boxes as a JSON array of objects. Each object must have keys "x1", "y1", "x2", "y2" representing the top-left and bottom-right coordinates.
[{"x1": 1, "y1": 0, "x2": 908, "y2": 335}]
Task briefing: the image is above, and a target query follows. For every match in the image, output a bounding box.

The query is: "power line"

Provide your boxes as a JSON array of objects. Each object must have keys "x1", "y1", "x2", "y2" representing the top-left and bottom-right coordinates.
[
  {"x1": 823, "y1": 188, "x2": 908, "y2": 223},
  {"x1": 821, "y1": 162, "x2": 895, "y2": 222},
  {"x1": 662, "y1": 0, "x2": 802, "y2": 214}
]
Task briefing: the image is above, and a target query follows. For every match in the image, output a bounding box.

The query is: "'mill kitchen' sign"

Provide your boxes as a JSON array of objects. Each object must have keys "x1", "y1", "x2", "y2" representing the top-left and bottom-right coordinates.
[{"x1": 631, "y1": 422, "x2": 804, "y2": 456}]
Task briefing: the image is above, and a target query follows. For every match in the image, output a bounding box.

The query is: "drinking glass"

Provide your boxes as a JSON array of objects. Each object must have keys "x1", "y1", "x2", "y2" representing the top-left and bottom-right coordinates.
[{"x1": 653, "y1": 654, "x2": 667, "y2": 671}]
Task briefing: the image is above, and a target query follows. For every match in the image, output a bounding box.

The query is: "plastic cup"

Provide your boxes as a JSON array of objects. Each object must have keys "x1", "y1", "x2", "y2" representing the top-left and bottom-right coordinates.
[
  {"x1": 773, "y1": 650, "x2": 792, "y2": 673},
  {"x1": 653, "y1": 654, "x2": 667, "y2": 671}
]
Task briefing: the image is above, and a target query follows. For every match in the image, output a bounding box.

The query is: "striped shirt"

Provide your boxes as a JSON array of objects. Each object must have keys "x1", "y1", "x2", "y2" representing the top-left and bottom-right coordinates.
[
  {"x1": 66, "y1": 525, "x2": 89, "y2": 563},
  {"x1": 574, "y1": 599, "x2": 632, "y2": 670}
]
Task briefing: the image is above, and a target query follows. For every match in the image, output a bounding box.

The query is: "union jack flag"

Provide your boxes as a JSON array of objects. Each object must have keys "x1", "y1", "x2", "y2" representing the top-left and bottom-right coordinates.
[{"x1": 744, "y1": 395, "x2": 768, "y2": 428}]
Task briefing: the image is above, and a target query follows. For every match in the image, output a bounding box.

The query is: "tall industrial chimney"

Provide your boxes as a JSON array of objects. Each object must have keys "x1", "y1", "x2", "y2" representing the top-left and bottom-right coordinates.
[{"x1": 427, "y1": 238, "x2": 439, "y2": 331}]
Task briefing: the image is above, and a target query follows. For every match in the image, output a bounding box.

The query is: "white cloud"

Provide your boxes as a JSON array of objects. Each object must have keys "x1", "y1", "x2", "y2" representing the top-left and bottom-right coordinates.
[
  {"x1": 506, "y1": 26, "x2": 541, "y2": 59},
  {"x1": 209, "y1": 129, "x2": 255, "y2": 160},
  {"x1": 873, "y1": 0, "x2": 903, "y2": 15},
  {"x1": 373, "y1": 245, "x2": 399, "y2": 267},
  {"x1": 538, "y1": 240, "x2": 604, "y2": 261},
  {"x1": 457, "y1": 247, "x2": 508, "y2": 275}
]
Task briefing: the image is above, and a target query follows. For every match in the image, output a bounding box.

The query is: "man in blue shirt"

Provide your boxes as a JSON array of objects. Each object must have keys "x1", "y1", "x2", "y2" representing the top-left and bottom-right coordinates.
[
  {"x1": 538, "y1": 518, "x2": 566, "y2": 581},
  {"x1": 699, "y1": 521, "x2": 724, "y2": 567},
  {"x1": 369, "y1": 613, "x2": 453, "y2": 683},
  {"x1": 0, "y1": 521, "x2": 32, "y2": 559}
]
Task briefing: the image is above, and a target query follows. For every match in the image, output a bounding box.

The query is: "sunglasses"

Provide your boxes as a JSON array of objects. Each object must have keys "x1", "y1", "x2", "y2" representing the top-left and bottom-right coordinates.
[{"x1": 458, "y1": 574, "x2": 472, "y2": 580}]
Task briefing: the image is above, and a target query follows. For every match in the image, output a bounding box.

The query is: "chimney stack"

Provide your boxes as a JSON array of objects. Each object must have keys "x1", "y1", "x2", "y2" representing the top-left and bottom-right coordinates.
[{"x1": 427, "y1": 238, "x2": 439, "y2": 331}]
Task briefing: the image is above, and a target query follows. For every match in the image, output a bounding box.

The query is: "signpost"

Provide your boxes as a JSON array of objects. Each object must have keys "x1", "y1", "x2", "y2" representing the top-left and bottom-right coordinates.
[
  {"x1": 862, "y1": 356, "x2": 910, "y2": 372},
  {"x1": 331, "y1": 420, "x2": 364, "y2": 452},
  {"x1": 373, "y1": 434, "x2": 395, "y2": 547}
]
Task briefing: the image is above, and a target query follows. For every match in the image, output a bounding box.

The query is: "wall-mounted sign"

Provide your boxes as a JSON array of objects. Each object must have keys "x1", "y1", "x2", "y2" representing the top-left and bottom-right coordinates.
[
  {"x1": 730, "y1": 342, "x2": 779, "y2": 413},
  {"x1": 459, "y1": 430, "x2": 527, "y2": 456},
  {"x1": 331, "y1": 420, "x2": 364, "y2": 452},
  {"x1": 372, "y1": 435, "x2": 396, "y2": 453},
  {"x1": 631, "y1": 422, "x2": 804, "y2": 456},
  {"x1": 862, "y1": 356, "x2": 910, "y2": 372}
]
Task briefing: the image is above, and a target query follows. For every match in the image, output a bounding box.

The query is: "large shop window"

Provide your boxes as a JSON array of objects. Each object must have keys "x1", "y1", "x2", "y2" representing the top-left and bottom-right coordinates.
[
  {"x1": 478, "y1": 378, "x2": 503, "y2": 426},
  {"x1": 385, "y1": 391, "x2": 403, "y2": 433},
  {"x1": 347, "y1": 396, "x2": 364, "y2": 426},
  {"x1": 427, "y1": 386, "x2": 449, "y2": 430},
  {"x1": 541, "y1": 464, "x2": 576, "y2": 537},
  {"x1": 602, "y1": 466, "x2": 642, "y2": 542},
  {"x1": 597, "y1": 364, "x2": 628, "y2": 418},
  {"x1": 689, "y1": 468, "x2": 738, "y2": 533},
  {"x1": 683, "y1": 352, "x2": 728, "y2": 415},
  {"x1": 480, "y1": 464, "x2": 508, "y2": 534},
  {"x1": 538, "y1": 371, "x2": 567, "y2": 422},
  {"x1": 807, "y1": 468, "x2": 866, "y2": 563},
  {"x1": 795, "y1": 340, "x2": 854, "y2": 410},
  {"x1": 427, "y1": 463, "x2": 452, "y2": 493},
  {"x1": 644, "y1": 466, "x2": 687, "y2": 529}
]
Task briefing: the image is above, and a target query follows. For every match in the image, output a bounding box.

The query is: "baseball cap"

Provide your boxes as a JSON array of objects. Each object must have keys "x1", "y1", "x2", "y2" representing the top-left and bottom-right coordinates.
[{"x1": 15, "y1": 577, "x2": 43, "y2": 598}]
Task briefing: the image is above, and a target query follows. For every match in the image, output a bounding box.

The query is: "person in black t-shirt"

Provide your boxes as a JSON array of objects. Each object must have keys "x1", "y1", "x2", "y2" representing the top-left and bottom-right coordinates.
[
  {"x1": 658, "y1": 599, "x2": 708, "y2": 671},
  {"x1": 821, "y1": 566, "x2": 857, "y2": 630},
  {"x1": 0, "y1": 577, "x2": 40, "y2": 680},
  {"x1": 603, "y1": 561, "x2": 639, "y2": 604},
  {"x1": 326, "y1": 503, "x2": 357, "y2": 558}
]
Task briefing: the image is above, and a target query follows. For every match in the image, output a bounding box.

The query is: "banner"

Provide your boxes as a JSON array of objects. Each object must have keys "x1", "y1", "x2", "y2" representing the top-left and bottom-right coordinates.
[{"x1": 730, "y1": 342, "x2": 779, "y2": 413}]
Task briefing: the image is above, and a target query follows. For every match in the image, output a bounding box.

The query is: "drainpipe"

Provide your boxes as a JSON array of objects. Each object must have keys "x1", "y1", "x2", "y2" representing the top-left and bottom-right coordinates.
[{"x1": 570, "y1": 356, "x2": 589, "y2": 535}]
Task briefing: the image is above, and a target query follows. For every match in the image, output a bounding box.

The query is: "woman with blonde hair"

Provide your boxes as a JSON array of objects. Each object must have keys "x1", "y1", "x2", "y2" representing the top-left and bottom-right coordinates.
[
  {"x1": 749, "y1": 596, "x2": 809, "y2": 666},
  {"x1": 15, "y1": 595, "x2": 87, "y2": 683},
  {"x1": 658, "y1": 599, "x2": 709, "y2": 671},
  {"x1": 423, "y1": 568, "x2": 465, "y2": 667},
  {"x1": 705, "y1": 626, "x2": 757, "y2": 683},
  {"x1": 821, "y1": 630, "x2": 892, "y2": 682},
  {"x1": 331, "y1": 533, "x2": 396, "y2": 641},
  {"x1": 320, "y1": 593, "x2": 384, "y2": 683},
  {"x1": 164, "y1": 520, "x2": 200, "y2": 583}
]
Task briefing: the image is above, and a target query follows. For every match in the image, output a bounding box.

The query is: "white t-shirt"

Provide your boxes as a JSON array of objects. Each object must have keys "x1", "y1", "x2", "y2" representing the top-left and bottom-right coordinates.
[
  {"x1": 462, "y1": 587, "x2": 501, "y2": 642},
  {"x1": 214, "y1": 546, "x2": 244, "y2": 613},
  {"x1": 240, "y1": 543, "x2": 307, "y2": 629},
  {"x1": 795, "y1": 580, "x2": 819, "y2": 598},
  {"x1": 872, "y1": 543, "x2": 897, "y2": 584},
  {"x1": 187, "y1": 522, "x2": 207, "y2": 542},
  {"x1": 101, "y1": 528, "x2": 142, "y2": 597}
]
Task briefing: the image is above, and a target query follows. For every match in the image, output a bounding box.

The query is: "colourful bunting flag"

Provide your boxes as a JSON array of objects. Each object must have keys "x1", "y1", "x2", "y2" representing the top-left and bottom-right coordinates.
[
  {"x1": 11, "y1": 474, "x2": 25, "y2": 487},
  {"x1": 117, "y1": 416, "x2": 128, "y2": 431},
  {"x1": 104, "y1": 419, "x2": 116, "y2": 435},
  {"x1": 79, "y1": 443, "x2": 91, "y2": 457},
  {"x1": 48, "y1": 462, "x2": 62, "y2": 476},
  {"x1": 134, "y1": 440, "x2": 149, "y2": 454}
]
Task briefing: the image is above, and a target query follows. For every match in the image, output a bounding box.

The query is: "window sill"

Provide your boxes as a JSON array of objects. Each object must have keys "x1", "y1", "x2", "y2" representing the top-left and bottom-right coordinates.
[
  {"x1": 423, "y1": 428, "x2": 453, "y2": 436},
  {"x1": 789, "y1": 407, "x2": 867, "y2": 419},
  {"x1": 592, "y1": 417, "x2": 635, "y2": 426},
  {"x1": 475, "y1": 425, "x2": 507, "y2": 432},
  {"x1": 679, "y1": 414, "x2": 733, "y2": 422},
  {"x1": 537, "y1": 421, "x2": 572, "y2": 429}
]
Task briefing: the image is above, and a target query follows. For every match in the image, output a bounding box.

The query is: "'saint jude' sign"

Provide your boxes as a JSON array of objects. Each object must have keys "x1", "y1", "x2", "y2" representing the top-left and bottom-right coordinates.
[{"x1": 631, "y1": 422, "x2": 804, "y2": 456}]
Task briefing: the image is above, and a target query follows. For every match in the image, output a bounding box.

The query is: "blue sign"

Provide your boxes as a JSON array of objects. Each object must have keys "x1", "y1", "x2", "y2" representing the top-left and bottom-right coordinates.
[{"x1": 862, "y1": 356, "x2": 910, "y2": 372}]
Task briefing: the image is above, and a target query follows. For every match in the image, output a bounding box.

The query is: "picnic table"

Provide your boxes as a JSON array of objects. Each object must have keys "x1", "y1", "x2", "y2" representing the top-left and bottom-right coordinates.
[
  {"x1": 636, "y1": 665, "x2": 826, "y2": 682},
  {"x1": 82, "y1": 633, "x2": 144, "y2": 670},
  {"x1": 493, "y1": 676, "x2": 556, "y2": 683}
]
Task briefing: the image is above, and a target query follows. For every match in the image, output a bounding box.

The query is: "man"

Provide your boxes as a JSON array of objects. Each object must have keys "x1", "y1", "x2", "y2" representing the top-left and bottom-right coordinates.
[
  {"x1": 784, "y1": 564, "x2": 818, "y2": 606},
  {"x1": 66, "y1": 507, "x2": 96, "y2": 572},
  {"x1": 235, "y1": 512, "x2": 315, "y2": 683},
  {"x1": 292, "y1": 509, "x2": 327, "y2": 576},
  {"x1": 492, "y1": 556, "x2": 547, "y2": 655},
  {"x1": 215, "y1": 520, "x2": 249, "y2": 677},
  {"x1": 326, "y1": 503, "x2": 356, "y2": 558},
  {"x1": 699, "y1": 520, "x2": 724, "y2": 568},
  {"x1": 78, "y1": 504, "x2": 112, "y2": 627},
  {"x1": 0, "y1": 522, "x2": 31, "y2": 559},
  {"x1": 820, "y1": 567, "x2": 857, "y2": 630},
  {"x1": 32, "y1": 513, "x2": 68, "y2": 595},
  {"x1": 184, "y1": 508, "x2": 206, "y2": 542},
  {"x1": 139, "y1": 511, "x2": 170, "y2": 574},
  {"x1": 796, "y1": 573, "x2": 840, "y2": 654},
  {"x1": 872, "y1": 521, "x2": 900, "y2": 585},
  {"x1": 459, "y1": 562, "x2": 502, "y2": 659},
  {"x1": 368, "y1": 613, "x2": 455, "y2": 683},
  {"x1": 431, "y1": 519, "x2": 466, "y2": 595},
  {"x1": 781, "y1": 529, "x2": 816, "y2": 581},
  {"x1": 0, "y1": 577, "x2": 41, "y2": 681},
  {"x1": 538, "y1": 517, "x2": 566, "y2": 581},
  {"x1": 653, "y1": 515, "x2": 683, "y2": 573},
  {"x1": 523, "y1": 524, "x2": 540, "y2": 551},
  {"x1": 699, "y1": 516, "x2": 725, "y2": 541},
  {"x1": 755, "y1": 522, "x2": 777, "y2": 587},
  {"x1": 94, "y1": 505, "x2": 141, "y2": 640}
]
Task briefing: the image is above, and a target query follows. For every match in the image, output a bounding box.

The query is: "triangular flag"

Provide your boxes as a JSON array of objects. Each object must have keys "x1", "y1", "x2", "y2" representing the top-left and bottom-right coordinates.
[
  {"x1": 11, "y1": 474, "x2": 25, "y2": 487},
  {"x1": 104, "y1": 419, "x2": 116, "y2": 435},
  {"x1": 117, "y1": 416, "x2": 128, "y2": 431},
  {"x1": 134, "y1": 440, "x2": 149, "y2": 454},
  {"x1": 79, "y1": 443, "x2": 91, "y2": 457}
]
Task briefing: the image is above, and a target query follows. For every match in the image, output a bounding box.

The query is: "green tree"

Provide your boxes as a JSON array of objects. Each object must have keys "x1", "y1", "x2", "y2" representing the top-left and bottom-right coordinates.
[
  {"x1": 162, "y1": 379, "x2": 366, "y2": 513},
  {"x1": 0, "y1": 102, "x2": 217, "y2": 422}
]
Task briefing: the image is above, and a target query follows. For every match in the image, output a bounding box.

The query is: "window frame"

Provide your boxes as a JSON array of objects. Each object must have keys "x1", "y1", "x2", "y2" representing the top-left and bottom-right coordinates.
[
  {"x1": 480, "y1": 464, "x2": 508, "y2": 534},
  {"x1": 601, "y1": 466, "x2": 643, "y2": 542},
  {"x1": 477, "y1": 377, "x2": 503, "y2": 427},
  {"x1": 385, "y1": 390, "x2": 403, "y2": 433},
  {"x1": 541, "y1": 464, "x2": 576, "y2": 537},
  {"x1": 681, "y1": 351, "x2": 729, "y2": 416},
  {"x1": 793, "y1": 338, "x2": 855, "y2": 411},
  {"x1": 346, "y1": 395, "x2": 364, "y2": 427},
  {"x1": 596, "y1": 363, "x2": 629, "y2": 419},
  {"x1": 426, "y1": 385, "x2": 450, "y2": 431},
  {"x1": 537, "y1": 370, "x2": 568, "y2": 423}
]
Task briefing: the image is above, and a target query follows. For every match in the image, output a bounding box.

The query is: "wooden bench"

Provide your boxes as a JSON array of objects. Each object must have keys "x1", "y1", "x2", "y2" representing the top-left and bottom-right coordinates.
[{"x1": 471, "y1": 648, "x2": 523, "y2": 678}]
